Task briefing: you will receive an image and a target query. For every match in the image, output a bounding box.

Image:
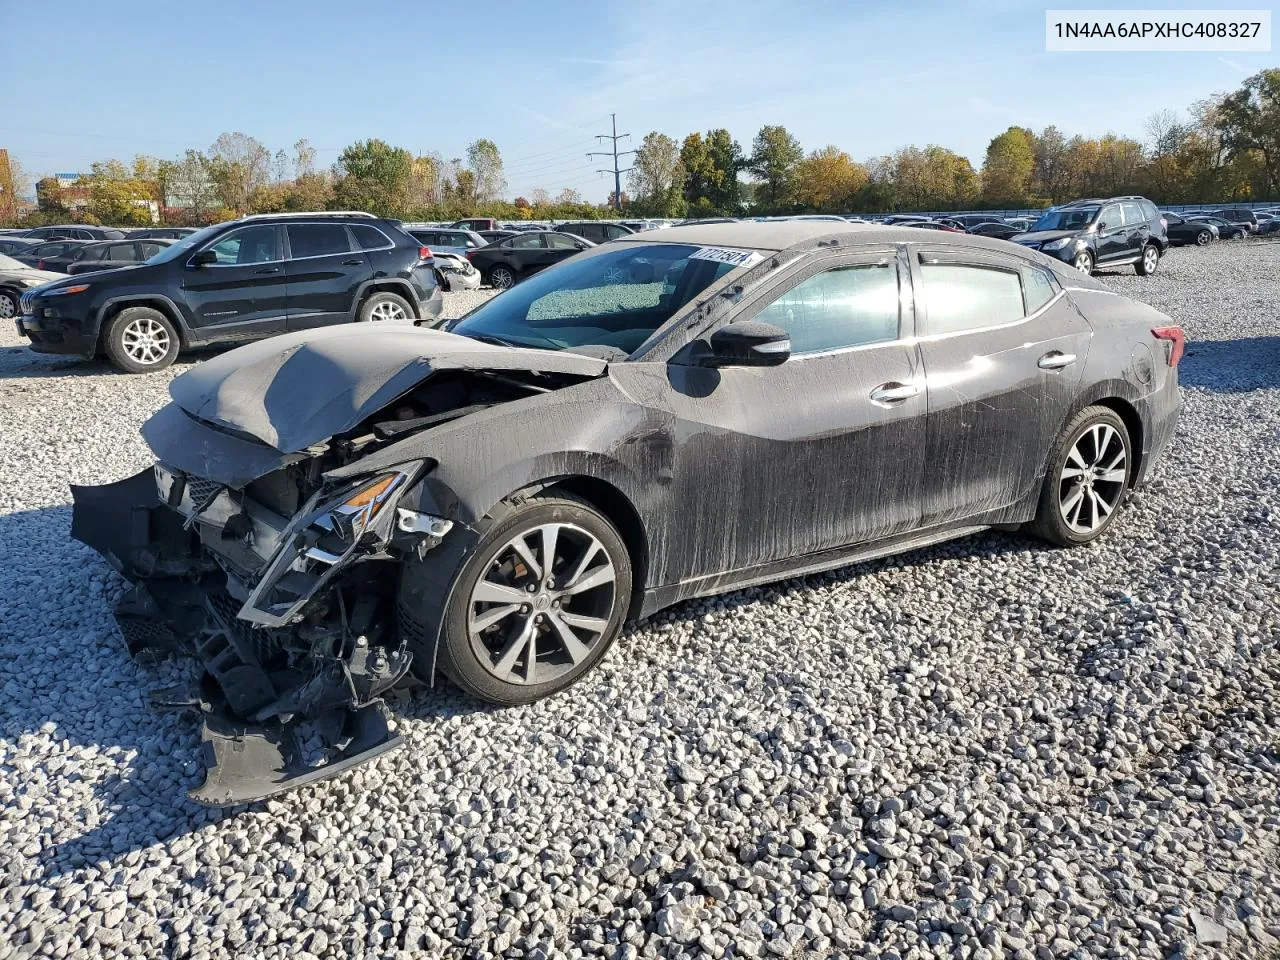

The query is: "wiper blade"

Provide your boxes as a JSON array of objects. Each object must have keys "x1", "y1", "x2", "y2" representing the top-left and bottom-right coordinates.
[{"x1": 464, "y1": 333, "x2": 519, "y2": 348}]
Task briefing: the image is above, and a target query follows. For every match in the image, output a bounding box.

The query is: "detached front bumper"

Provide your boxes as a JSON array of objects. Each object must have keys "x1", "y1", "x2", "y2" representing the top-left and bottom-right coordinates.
[{"x1": 71, "y1": 462, "x2": 452, "y2": 805}]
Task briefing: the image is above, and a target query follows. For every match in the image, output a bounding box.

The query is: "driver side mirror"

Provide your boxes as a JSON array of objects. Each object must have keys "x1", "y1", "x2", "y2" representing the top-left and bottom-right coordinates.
[
  {"x1": 1096, "y1": 221, "x2": 1108, "y2": 231},
  {"x1": 188, "y1": 249, "x2": 217, "y2": 268},
  {"x1": 702, "y1": 320, "x2": 791, "y2": 367}
]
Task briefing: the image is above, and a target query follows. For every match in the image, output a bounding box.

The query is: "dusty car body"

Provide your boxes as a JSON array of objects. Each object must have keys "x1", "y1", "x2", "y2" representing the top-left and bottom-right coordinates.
[{"x1": 72, "y1": 222, "x2": 1183, "y2": 803}]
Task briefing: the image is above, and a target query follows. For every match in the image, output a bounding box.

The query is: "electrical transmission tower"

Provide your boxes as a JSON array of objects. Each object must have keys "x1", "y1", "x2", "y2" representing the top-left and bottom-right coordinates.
[{"x1": 588, "y1": 114, "x2": 636, "y2": 210}]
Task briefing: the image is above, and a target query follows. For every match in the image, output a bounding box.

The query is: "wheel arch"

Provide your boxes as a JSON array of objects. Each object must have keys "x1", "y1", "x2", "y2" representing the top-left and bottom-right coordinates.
[
  {"x1": 1092, "y1": 395, "x2": 1145, "y2": 486},
  {"x1": 97, "y1": 296, "x2": 191, "y2": 349},
  {"x1": 354, "y1": 279, "x2": 420, "y2": 319}
]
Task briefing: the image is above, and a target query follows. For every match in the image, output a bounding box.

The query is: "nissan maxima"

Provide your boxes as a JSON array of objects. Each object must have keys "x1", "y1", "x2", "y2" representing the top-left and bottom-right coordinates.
[{"x1": 72, "y1": 221, "x2": 1184, "y2": 803}]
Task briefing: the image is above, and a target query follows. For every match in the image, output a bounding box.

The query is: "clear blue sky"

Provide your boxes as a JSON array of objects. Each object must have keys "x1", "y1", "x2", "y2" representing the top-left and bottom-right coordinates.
[{"x1": 3, "y1": 0, "x2": 1274, "y2": 201}]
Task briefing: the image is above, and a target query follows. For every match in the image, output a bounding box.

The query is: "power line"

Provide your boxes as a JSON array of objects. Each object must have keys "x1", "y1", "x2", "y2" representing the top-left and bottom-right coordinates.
[{"x1": 587, "y1": 114, "x2": 636, "y2": 210}]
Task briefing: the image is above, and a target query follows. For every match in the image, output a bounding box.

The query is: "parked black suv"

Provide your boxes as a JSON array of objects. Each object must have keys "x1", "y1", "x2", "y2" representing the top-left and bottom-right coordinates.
[
  {"x1": 1015, "y1": 196, "x2": 1168, "y2": 275},
  {"x1": 558, "y1": 221, "x2": 634, "y2": 244},
  {"x1": 16, "y1": 212, "x2": 443, "y2": 373}
]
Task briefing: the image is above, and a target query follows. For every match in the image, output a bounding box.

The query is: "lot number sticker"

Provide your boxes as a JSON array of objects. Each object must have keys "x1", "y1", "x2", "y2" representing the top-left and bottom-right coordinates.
[{"x1": 689, "y1": 246, "x2": 762, "y2": 268}]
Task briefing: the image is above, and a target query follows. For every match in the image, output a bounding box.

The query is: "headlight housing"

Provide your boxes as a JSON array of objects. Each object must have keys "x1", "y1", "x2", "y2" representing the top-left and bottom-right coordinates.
[
  {"x1": 309, "y1": 471, "x2": 411, "y2": 556},
  {"x1": 1041, "y1": 238, "x2": 1074, "y2": 252}
]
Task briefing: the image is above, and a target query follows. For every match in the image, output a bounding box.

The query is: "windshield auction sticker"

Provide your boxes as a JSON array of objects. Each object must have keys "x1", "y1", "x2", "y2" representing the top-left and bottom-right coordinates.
[
  {"x1": 1046, "y1": 9, "x2": 1271, "y2": 51},
  {"x1": 689, "y1": 247, "x2": 763, "y2": 268}
]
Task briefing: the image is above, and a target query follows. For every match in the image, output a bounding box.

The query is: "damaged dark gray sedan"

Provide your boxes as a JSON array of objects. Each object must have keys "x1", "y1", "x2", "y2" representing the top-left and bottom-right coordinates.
[{"x1": 72, "y1": 221, "x2": 1184, "y2": 803}]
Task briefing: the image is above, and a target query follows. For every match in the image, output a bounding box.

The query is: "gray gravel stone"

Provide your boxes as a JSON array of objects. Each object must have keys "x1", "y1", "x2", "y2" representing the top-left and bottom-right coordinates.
[{"x1": 2, "y1": 246, "x2": 1280, "y2": 959}]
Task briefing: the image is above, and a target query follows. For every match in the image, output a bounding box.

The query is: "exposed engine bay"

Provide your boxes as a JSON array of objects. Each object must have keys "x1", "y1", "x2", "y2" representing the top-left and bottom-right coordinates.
[{"x1": 72, "y1": 333, "x2": 604, "y2": 805}]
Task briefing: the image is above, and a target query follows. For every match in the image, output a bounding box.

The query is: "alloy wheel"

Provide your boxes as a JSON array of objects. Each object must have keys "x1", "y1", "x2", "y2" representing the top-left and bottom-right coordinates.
[
  {"x1": 1073, "y1": 252, "x2": 1092, "y2": 273},
  {"x1": 0, "y1": 293, "x2": 15, "y2": 319},
  {"x1": 121, "y1": 316, "x2": 171, "y2": 365},
  {"x1": 1058, "y1": 423, "x2": 1127, "y2": 534},
  {"x1": 1196, "y1": 230, "x2": 1211, "y2": 246},
  {"x1": 491, "y1": 267, "x2": 514, "y2": 289},
  {"x1": 1142, "y1": 246, "x2": 1159, "y2": 273},
  {"x1": 468, "y1": 522, "x2": 617, "y2": 685},
  {"x1": 370, "y1": 300, "x2": 407, "y2": 322}
]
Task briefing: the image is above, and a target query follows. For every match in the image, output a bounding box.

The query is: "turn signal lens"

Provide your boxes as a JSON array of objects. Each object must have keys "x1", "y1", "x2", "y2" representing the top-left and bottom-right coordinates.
[{"x1": 342, "y1": 474, "x2": 398, "y2": 509}]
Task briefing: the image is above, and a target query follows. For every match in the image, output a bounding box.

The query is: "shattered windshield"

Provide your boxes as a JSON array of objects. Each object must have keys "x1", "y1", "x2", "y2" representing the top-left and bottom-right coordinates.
[
  {"x1": 450, "y1": 243, "x2": 744, "y2": 355},
  {"x1": 1031, "y1": 207, "x2": 1099, "y2": 232}
]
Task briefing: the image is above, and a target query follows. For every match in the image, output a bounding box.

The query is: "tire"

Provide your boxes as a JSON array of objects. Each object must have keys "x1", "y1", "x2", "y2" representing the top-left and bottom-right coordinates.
[
  {"x1": 1135, "y1": 243, "x2": 1160, "y2": 276},
  {"x1": 1072, "y1": 250, "x2": 1094, "y2": 274},
  {"x1": 402, "y1": 493, "x2": 633, "y2": 705},
  {"x1": 0, "y1": 289, "x2": 17, "y2": 320},
  {"x1": 1030, "y1": 406, "x2": 1132, "y2": 547},
  {"x1": 358, "y1": 290, "x2": 414, "y2": 323},
  {"x1": 103, "y1": 306, "x2": 180, "y2": 373},
  {"x1": 1195, "y1": 229, "x2": 1212, "y2": 246},
  {"x1": 487, "y1": 265, "x2": 517, "y2": 290}
]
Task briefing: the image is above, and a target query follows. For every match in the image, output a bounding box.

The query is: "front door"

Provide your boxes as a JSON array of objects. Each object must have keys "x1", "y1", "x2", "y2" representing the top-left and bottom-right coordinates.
[
  {"x1": 618, "y1": 248, "x2": 926, "y2": 582},
  {"x1": 284, "y1": 223, "x2": 369, "y2": 330},
  {"x1": 182, "y1": 224, "x2": 287, "y2": 338},
  {"x1": 911, "y1": 248, "x2": 1092, "y2": 527}
]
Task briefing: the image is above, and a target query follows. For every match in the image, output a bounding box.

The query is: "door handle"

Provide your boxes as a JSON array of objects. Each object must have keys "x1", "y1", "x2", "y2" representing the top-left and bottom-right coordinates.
[
  {"x1": 255, "y1": 266, "x2": 282, "y2": 275},
  {"x1": 869, "y1": 381, "x2": 921, "y2": 403},
  {"x1": 1038, "y1": 351, "x2": 1077, "y2": 370},
  {"x1": 342, "y1": 258, "x2": 363, "y2": 265}
]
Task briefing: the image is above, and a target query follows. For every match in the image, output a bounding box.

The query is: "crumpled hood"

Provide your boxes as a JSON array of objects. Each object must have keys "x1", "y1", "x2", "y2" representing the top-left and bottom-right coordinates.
[{"x1": 169, "y1": 324, "x2": 608, "y2": 453}]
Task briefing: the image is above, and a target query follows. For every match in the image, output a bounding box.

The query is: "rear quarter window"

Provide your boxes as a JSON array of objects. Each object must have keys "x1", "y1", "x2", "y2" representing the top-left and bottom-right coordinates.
[{"x1": 920, "y1": 263, "x2": 1025, "y2": 334}]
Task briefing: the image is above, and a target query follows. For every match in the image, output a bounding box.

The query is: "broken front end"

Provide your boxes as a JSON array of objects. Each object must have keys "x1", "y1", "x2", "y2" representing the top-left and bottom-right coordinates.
[{"x1": 72, "y1": 457, "x2": 452, "y2": 805}]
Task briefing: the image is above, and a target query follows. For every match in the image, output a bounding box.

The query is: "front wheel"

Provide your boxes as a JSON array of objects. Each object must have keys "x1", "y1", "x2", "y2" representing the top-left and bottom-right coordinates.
[
  {"x1": 0, "y1": 290, "x2": 17, "y2": 320},
  {"x1": 403, "y1": 494, "x2": 633, "y2": 705},
  {"x1": 488, "y1": 265, "x2": 517, "y2": 290},
  {"x1": 1030, "y1": 406, "x2": 1132, "y2": 547},
  {"x1": 1135, "y1": 243, "x2": 1160, "y2": 276},
  {"x1": 1072, "y1": 250, "x2": 1094, "y2": 274},
  {"x1": 103, "y1": 307, "x2": 180, "y2": 373}
]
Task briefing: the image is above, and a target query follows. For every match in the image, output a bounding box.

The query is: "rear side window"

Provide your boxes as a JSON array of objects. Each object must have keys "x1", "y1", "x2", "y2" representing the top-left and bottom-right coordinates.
[
  {"x1": 350, "y1": 224, "x2": 392, "y2": 250},
  {"x1": 920, "y1": 264, "x2": 1024, "y2": 334},
  {"x1": 754, "y1": 262, "x2": 900, "y2": 354},
  {"x1": 1141, "y1": 201, "x2": 1160, "y2": 221},
  {"x1": 511, "y1": 234, "x2": 544, "y2": 249},
  {"x1": 288, "y1": 223, "x2": 351, "y2": 258},
  {"x1": 1022, "y1": 267, "x2": 1057, "y2": 313},
  {"x1": 107, "y1": 243, "x2": 136, "y2": 260},
  {"x1": 1120, "y1": 202, "x2": 1144, "y2": 225}
]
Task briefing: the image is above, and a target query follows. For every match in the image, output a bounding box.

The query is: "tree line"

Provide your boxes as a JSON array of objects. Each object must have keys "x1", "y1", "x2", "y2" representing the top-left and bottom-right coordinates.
[{"x1": 8, "y1": 68, "x2": 1277, "y2": 227}]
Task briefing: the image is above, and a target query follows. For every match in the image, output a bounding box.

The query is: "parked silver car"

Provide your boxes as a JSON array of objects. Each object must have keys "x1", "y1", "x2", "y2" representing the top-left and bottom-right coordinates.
[{"x1": 0, "y1": 254, "x2": 65, "y2": 321}]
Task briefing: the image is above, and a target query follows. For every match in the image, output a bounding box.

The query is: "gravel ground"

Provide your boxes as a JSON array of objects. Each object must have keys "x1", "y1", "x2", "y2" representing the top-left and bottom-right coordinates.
[{"x1": 1, "y1": 245, "x2": 1278, "y2": 960}]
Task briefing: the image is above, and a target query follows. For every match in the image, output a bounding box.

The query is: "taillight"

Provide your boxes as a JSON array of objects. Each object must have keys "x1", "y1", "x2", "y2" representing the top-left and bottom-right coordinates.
[
  {"x1": 465, "y1": 250, "x2": 475, "y2": 260},
  {"x1": 36, "y1": 260, "x2": 45, "y2": 269},
  {"x1": 418, "y1": 246, "x2": 432, "y2": 260},
  {"x1": 1152, "y1": 326, "x2": 1185, "y2": 366}
]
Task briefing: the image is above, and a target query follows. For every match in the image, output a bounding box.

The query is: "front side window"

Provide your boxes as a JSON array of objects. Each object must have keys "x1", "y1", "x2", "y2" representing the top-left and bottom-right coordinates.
[
  {"x1": 920, "y1": 263, "x2": 1024, "y2": 335},
  {"x1": 1099, "y1": 205, "x2": 1121, "y2": 230},
  {"x1": 754, "y1": 262, "x2": 900, "y2": 355},
  {"x1": 76, "y1": 246, "x2": 105, "y2": 261},
  {"x1": 140, "y1": 242, "x2": 166, "y2": 258},
  {"x1": 207, "y1": 225, "x2": 281, "y2": 265},
  {"x1": 451, "y1": 242, "x2": 739, "y2": 355},
  {"x1": 288, "y1": 223, "x2": 351, "y2": 259}
]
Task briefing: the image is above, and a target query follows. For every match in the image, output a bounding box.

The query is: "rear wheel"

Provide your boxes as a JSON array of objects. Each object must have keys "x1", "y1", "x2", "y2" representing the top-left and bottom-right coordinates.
[
  {"x1": 1030, "y1": 406, "x2": 1132, "y2": 547},
  {"x1": 1135, "y1": 243, "x2": 1160, "y2": 276},
  {"x1": 103, "y1": 307, "x2": 180, "y2": 373},
  {"x1": 488, "y1": 265, "x2": 517, "y2": 290},
  {"x1": 358, "y1": 291, "x2": 414, "y2": 323},
  {"x1": 1072, "y1": 250, "x2": 1094, "y2": 274},
  {"x1": 1195, "y1": 229, "x2": 1212, "y2": 246},
  {"x1": 403, "y1": 494, "x2": 632, "y2": 705}
]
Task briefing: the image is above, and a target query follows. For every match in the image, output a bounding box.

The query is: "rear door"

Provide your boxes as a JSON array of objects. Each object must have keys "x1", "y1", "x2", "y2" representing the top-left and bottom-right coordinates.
[
  {"x1": 284, "y1": 222, "x2": 368, "y2": 330},
  {"x1": 1119, "y1": 201, "x2": 1149, "y2": 258},
  {"x1": 181, "y1": 223, "x2": 287, "y2": 338},
  {"x1": 912, "y1": 248, "x2": 1091, "y2": 526}
]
